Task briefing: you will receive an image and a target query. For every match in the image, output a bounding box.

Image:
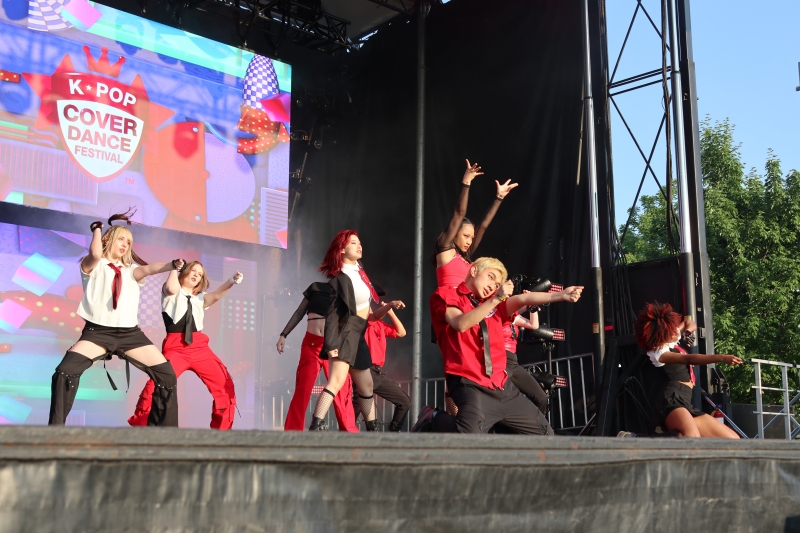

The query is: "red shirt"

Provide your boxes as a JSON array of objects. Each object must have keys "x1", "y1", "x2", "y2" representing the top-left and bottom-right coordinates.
[
  {"x1": 502, "y1": 313, "x2": 519, "y2": 353},
  {"x1": 364, "y1": 319, "x2": 399, "y2": 367},
  {"x1": 435, "y1": 253, "x2": 472, "y2": 288},
  {"x1": 430, "y1": 282, "x2": 511, "y2": 389}
]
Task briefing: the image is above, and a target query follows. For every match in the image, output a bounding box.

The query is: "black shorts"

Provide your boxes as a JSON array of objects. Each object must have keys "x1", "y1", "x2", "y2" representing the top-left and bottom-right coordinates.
[
  {"x1": 655, "y1": 381, "x2": 704, "y2": 426},
  {"x1": 77, "y1": 322, "x2": 154, "y2": 354}
]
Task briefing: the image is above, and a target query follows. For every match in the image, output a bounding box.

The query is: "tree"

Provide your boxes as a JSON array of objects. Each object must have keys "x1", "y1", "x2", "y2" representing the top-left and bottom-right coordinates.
[{"x1": 620, "y1": 118, "x2": 800, "y2": 402}]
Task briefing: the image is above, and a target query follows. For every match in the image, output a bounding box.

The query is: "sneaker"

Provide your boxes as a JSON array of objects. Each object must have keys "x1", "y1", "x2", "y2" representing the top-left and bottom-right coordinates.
[
  {"x1": 616, "y1": 430, "x2": 638, "y2": 438},
  {"x1": 410, "y1": 406, "x2": 436, "y2": 433}
]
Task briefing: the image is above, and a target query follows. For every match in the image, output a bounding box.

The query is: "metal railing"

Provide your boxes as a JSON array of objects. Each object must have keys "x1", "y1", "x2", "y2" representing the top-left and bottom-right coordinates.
[
  {"x1": 264, "y1": 352, "x2": 594, "y2": 433},
  {"x1": 752, "y1": 358, "x2": 800, "y2": 440}
]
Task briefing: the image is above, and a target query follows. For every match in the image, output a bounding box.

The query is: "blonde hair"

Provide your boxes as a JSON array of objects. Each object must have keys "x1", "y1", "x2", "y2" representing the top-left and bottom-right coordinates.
[
  {"x1": 101, "y1": 226, "x2": 137, "y2": 267},
  {"x1": 471, "y1": 257, "x2": 508, "y2": 283},
  {"x1": 179, "y1": 261, "x2": 210, "y2": 295}
]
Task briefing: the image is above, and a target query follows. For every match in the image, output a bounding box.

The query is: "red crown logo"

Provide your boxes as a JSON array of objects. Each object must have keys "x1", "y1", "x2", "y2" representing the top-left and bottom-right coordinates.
[{"x1": 82, "y1": 46, "x2": 126, "y2": 78}]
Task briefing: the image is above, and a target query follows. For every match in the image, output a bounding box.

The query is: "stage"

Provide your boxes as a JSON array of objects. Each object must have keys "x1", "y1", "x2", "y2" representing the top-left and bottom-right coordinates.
[{"x1": 0, "y1": 427, "x2": 798, "y2": 533}]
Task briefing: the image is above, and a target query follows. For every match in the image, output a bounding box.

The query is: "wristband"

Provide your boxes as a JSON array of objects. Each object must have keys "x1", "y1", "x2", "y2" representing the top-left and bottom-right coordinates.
[
  {"x1": 230, "y1": 273, "x2": 243, "y2": 284},
  {"x1": 461, "y1": 183, "x2": 471, "y2": 188},
  {"x1": 496, "y1": 196, "x2": 504, "y2": 201},
  {"x1": 496, "y1": 293, "x2": 508, "y2": 302},
  {"x1": 527, "y1": 305, "x2": 542, "y2": 314},
  {"x1": 90, "y1": 221, "x2": 103, "y2": 232},
  {"x1": 172, "y1": 259, "x2": 186, "y2": 272}
]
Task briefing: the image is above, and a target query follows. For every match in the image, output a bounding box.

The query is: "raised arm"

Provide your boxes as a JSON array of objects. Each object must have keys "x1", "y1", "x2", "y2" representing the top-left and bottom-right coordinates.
[
  {"x1": 445, "y1": 281, "x2": 513, "y2": 333},
  {"x1": 370, "y1": 300, "x2": 405, "y2": 322},
  {"x1": 387, "y1": 308, "x2": 406, "y2": 338},
  {"x1": 163, "y1": 269, "x2": 181, "y2": 296},
  {"x1": 514, "y1": 312, "x2": 539, "y2": 331},
  {"x1": 658, "y1": 351, "x2": 743, "y2": 366},
  {"x1": 133, "y1": 259, "x2": 183, "y2": 282},
  {"x1": 469, "y1": 179, "x2": 518, "y2": 255},
  {"x1": 80, "y1": 221, "x2": 105, "y2": 274},
  {"x1": 505, "y1": 286, "x2": 583, "y2": 316},
  {"x1": 436, "y1": 160, "x2": 483, "y2": 250},
  {"x1": 276, "y1": 297, "x2": 310, "y2": 353},
  {"x1": 204, "y1": 272, "x2": 243, "y2": 308}
]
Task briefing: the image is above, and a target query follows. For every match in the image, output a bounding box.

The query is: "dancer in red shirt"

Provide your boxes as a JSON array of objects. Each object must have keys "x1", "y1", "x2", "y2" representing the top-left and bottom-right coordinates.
[
  {"x1": 128, "y1": 262, "x2": 241, "y2": 429},
  {"x1": 433, "y1": 159, "x2": 518, "y2": 288},
  {"x1": 363, "y1": 303, "x2": 411, "y2": 431},
  {"x1": 277, "y1": 282, "x2": 359, "y2": 432},
  {"x1": 414, "y1": 257, "x2": 582, "y2": 434}
]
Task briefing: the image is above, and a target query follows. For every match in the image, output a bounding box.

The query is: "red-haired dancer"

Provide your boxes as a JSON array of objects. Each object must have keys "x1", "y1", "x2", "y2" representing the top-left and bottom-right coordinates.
[
  {"x1": 277, "y1": 282, "x2": 359, "y2": 432},
  {"x1": 128, "y1": 262, "x2": 241, "y2": 429},
  {"x1": 308, "y1": 231, "x2": 401, "y2": 431},
  {"x1": 634, "y1": 302, "x2": 742, "y2": 438},
  {"x1": 49, "y1": 212, "x2": 181, "y2": 426},
  {"x1": 434, "y1": 160, "x2": 518, "y2": 288}
]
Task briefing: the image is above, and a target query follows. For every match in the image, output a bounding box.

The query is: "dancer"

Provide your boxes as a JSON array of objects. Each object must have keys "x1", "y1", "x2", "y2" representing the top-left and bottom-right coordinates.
[
  {"x1": 48, "y1": 212, "x2": 180, "y2": 426},
  {"x1": 504, "y1": 307, "x2": 551, "y2": 417},
  {"x1": 434, "y1": 159, "x2": 518, "y2": 288},
  {"x1": 128, "y1": 262, "x2": 241, "y2": 430},
  {"x1": 413, "y1": 257, "x2": 583, "y2": 434},
  {"x1": 361, "y1": 301, "x2": 411, "y2": 432},
  {"x1": 634, "y1": 302, "x2": 742, "y2": 438},
  {"x1": 308, "y1": 230, "x2": 395, "y2": 432},
  {"x1": 277, "y1": 282, "x2": 359, "y2": 432}
]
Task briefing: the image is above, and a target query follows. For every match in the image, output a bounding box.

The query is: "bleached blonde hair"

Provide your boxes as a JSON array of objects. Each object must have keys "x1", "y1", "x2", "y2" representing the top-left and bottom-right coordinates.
[{"x1": 471, "y1": 257, "x2": 508, "y2": 283}]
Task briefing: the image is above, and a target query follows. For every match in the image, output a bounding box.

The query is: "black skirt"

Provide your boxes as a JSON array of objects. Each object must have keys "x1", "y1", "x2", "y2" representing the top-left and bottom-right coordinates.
[
  {"x1": 654, "y1": 381, "x2": 705, "y2": 426},
  {"x1": 320, "y1": 315, "x2": 372, "y2": 370}
]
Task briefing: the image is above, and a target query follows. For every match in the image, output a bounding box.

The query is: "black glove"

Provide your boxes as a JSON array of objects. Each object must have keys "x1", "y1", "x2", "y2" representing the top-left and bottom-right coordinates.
[{"x1": 90, "y1": 221, "x2": 104, "y2": 232}]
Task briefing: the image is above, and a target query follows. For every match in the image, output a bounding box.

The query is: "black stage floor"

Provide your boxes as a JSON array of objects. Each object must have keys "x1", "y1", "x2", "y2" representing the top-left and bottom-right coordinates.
[{"x1": 0, "y1": 426, "x2": 798, "y2": 533}]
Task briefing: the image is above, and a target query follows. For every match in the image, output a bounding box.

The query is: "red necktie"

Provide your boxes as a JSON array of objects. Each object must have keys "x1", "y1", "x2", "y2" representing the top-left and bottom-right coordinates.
[
  {"x1": 358, "y1": 267, "x2": 380, "y2": 303},
  {"x1": 107, "y1": 263, "x2": 122, "y2": 310}
]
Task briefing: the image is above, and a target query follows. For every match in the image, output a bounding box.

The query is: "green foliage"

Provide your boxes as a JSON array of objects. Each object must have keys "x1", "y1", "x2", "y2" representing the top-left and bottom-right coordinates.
[{"x1": 621, "y1": 118, "x2": 800, "y2": 402}]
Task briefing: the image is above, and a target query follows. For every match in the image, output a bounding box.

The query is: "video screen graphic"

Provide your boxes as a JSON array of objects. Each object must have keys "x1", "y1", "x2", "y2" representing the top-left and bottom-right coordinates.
[
  {"x1": 0, "y1": 221, "x2": 259, "y2": 428},
  {"x1": 0, "y1": 0, "x2": 291, "y2": 248}
]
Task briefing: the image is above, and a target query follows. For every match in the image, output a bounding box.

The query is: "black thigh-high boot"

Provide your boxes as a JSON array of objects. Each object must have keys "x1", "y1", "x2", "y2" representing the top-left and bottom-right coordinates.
[
  {"x1": 146, "y1": 361, "x2": 179, "y2": 427},
  {"x1": 49, "y1": 351, "x2": 94, "y2": 425}
]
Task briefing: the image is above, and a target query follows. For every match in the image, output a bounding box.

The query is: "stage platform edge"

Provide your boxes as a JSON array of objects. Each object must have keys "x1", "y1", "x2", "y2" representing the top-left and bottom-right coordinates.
[{"x1": 1, "y1": 426, "x2": 799, "y2": 533}]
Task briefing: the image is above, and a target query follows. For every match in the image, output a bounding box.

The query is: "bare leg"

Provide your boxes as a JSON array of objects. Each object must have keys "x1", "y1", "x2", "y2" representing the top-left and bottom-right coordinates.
[
  {"x1": 124, "y1": 344, "x2": 168, "y2": 366},
  {"x1": 694, "y1": 413, "x2": 740, "y2": 439},
  {"x1": 664, "y1": 407, "x2": 701, "y2": 437}
]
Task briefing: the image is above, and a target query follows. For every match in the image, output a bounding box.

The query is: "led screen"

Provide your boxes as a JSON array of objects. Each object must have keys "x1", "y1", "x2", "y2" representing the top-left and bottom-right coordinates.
[
  {"x1": 0, "y1": 221, "x2": 259, "y2": 428},
  {"x1": 0, "y1": 0, "x2": 291, "y2": 248}
]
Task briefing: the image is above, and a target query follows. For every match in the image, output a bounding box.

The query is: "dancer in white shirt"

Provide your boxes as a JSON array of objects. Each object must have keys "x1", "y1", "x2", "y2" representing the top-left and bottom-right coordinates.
[
  {"x1": 48, "y1": 211, "x2": 183, "y2": 426},
  {"x1": 128, "y1": 262, "x2": 242, "y2": 429}
]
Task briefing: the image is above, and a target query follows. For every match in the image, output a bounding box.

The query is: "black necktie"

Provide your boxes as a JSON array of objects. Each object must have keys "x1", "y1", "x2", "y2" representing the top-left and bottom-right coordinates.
[
  {"x1": 184, "y1": 294, "x2": 194, "y2": 345},
  {"x1": 467, "y1": 294, "x2": 493, "y2": 377}
]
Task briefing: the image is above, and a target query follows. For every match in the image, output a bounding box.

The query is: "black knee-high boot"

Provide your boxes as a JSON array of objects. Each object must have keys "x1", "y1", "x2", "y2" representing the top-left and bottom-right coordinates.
[
  {"x1": 49, "y1": 351, "x2": 94, "y2": 425},
  {"x1": 146, "y1": 361, "x2": 179, "y2": 427}
]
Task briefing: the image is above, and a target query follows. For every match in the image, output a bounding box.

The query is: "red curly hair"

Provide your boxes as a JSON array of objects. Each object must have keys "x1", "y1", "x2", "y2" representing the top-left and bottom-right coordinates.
[
  {"x1": 634, "y1": 302, "x2": 682, "y2": 351},
  {"x1": 319, "y1": 230, "x2": 359, "y2": 279}
]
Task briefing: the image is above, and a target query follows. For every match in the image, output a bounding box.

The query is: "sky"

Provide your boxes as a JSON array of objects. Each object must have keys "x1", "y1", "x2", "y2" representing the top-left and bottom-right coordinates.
[{"x1": 605, "y1": 0, "x2": 800, "y2": 229}]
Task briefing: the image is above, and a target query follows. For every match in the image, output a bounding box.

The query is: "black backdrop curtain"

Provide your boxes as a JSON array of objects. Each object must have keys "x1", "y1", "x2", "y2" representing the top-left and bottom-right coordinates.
[{"x1": 284, "y1": 0, "x2": 593, "y2": 381}]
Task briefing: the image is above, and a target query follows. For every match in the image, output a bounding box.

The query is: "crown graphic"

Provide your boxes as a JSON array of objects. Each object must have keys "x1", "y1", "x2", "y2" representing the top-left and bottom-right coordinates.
[{"x1": 82, "y1": 46, "x2": 126, "y2": 78}]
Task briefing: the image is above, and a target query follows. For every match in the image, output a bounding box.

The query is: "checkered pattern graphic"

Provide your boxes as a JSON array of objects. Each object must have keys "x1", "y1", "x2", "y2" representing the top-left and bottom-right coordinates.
[
  {"x1": 28, "y1": 0, "x2": 73, "y2": 32},
  {"x1": 241, "y1": 55, "x2": 279, "y2": 110},
  {"x1": 137, "y1": 272, "x2": 168, "y2": 329}
]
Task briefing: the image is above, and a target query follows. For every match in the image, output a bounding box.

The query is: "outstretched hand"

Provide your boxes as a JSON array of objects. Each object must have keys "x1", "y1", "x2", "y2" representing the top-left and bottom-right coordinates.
[
  {"x1": 495, "y1": 179, "x2": 519, "y2": 199},
  {"x1": 561, "y1": 286, "x2": 584, "y2": 303},
  {"x1": 720, "y1": 354, "x2": 744, "y2": 366},
  {"x1": 463, "y1": 159, "x2": 484, "y2": 184},
  {"x1": 386, "y1": 300, "x2": 406, "y2": 310}
]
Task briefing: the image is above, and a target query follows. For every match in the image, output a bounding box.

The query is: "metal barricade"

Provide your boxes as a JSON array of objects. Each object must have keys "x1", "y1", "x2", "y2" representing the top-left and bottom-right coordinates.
[
  {"x1": 522, "y1": 353, "x2": 594, "y2": 432},
  {"x1": 752, "y1": 358, "x2": 800, "y2": 440}
]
